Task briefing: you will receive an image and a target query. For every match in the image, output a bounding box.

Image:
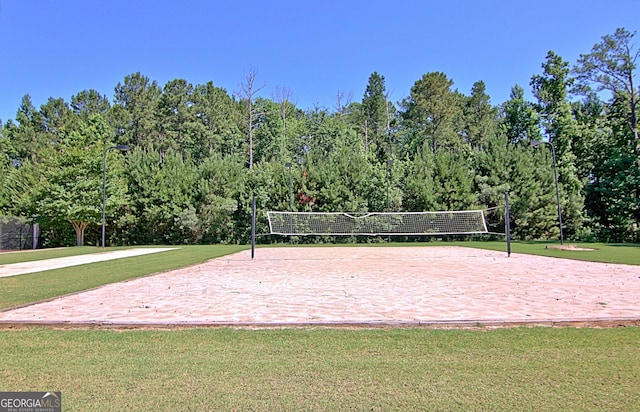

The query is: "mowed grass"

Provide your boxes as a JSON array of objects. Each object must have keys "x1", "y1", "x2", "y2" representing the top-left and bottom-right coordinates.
[
  {"x1": 0, "y1": 245, "x2": 246, "y2": 310},
  {"x1": 1, "y1": 327, "x2": 639, "y2": 411},
  {"x1": 462, "y1": 240, "x2": 640, "y2": 265}
]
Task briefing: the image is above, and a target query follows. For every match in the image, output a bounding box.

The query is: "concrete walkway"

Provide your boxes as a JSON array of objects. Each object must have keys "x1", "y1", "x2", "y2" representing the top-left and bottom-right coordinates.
[{"x1": 0, "y1": 248, "x2": 177, "y2": 278}]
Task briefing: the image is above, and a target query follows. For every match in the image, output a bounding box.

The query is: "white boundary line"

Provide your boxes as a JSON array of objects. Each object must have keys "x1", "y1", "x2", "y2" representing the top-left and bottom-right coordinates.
[{"x1": 0, "y1": 248, "x2": 178, "y2": 278}]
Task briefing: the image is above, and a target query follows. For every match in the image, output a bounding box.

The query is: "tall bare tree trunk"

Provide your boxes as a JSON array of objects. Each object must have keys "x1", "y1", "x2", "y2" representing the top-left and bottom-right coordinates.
[
  {"x1": 237, "y1": 68, "x2": 264, "y2": 170},
  {"x1": 275, "y1": 86, "x2": 293, "y2": 159}
]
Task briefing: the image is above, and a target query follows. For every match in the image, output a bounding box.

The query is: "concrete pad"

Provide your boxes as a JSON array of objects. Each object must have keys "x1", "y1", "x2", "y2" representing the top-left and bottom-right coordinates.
[{"x1": 0, "y1": 248, "x2": 177, "y2": 277}]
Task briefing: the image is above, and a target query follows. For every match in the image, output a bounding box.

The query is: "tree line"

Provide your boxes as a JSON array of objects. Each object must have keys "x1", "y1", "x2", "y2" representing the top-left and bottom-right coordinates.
[{"x1": 0, "y1": 28, "x2": 638, "y2": 247}]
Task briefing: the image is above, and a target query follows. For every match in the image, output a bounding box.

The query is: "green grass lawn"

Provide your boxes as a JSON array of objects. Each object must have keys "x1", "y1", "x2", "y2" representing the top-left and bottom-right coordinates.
[
  {"x1": 463, "y1": 240, "x2": 640, "y2": 265},
  {"x1": 1, "y1": 327, "x2": 639, "y2": 411}
]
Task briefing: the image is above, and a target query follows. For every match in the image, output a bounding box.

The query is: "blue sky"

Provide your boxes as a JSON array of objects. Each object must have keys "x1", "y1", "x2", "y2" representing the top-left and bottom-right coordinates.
[{"x1": 1, "y1": 0, "x2": 639, "y2": 124}]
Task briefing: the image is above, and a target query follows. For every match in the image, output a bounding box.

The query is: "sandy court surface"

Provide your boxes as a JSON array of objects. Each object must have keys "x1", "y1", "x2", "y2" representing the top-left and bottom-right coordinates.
[{"x1": 0, "y1": 246, "x2": 639, "y2": 327}]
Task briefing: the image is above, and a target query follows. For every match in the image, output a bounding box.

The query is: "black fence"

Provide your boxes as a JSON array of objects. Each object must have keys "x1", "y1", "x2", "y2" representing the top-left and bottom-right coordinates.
[{"x1": 0, "y1": 218, "x2": 40, "y2": 250}]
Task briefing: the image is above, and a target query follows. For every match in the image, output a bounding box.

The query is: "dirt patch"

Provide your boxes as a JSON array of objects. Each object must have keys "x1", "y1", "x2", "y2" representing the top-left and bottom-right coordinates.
[{"x1": 545, "y1": 244, "x2": 596, "y2": 251}]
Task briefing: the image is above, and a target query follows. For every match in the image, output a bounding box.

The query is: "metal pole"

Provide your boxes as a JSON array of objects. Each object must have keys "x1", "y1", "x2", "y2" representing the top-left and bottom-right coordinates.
[
  {"x1": 505, "y1": 192, "x2": 511, "y2": 257},
  {"x1": 101, "y1": 147, "x2": 108, "y2": 249}
]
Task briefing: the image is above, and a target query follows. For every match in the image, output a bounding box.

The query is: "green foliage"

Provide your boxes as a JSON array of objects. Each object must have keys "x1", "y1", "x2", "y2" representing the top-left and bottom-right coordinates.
[
  {"x1": 192, "y1": 81, "x2": 245, "y2": 159},
  {"x1": 462, "y1": 81, "x2": 498, "y2": 148},
  {"x1": 197, "y1": 153, "x2": 248, "y2": 243},
  {"x1": 112, "y1": 72, "x2": 162, "y2": 149},
  {"x1": 400, "y1": 72, "x2": 464, "y2": 155},
  {"x1": 0, "y1": 140, "x2": 10, "y2": 213},
  {"x1": 432, "y1": 150, "x2": 476, "y2": 210},
  {"x1": 71, "y1": 89, "x2": 111, "y2": 119},
  {"x1": 531, "y1": 51, "x2": 585, "y2": 239},
  {"x1": 403, "y1": 144, "x2": 438, "y2": 211},
  {"x1": 154, "y1": 78, "x2": 197, "y2": 156},
  {"x1": 511, "y1": 147, "x2": 560, "y2": 240},
  {"x1": 252, "y1": 98, "x2": 288, "y2": 164},
  {"x1": 2, "y1": 111, "x2": 127, "y2": 246},
  {"x1": 2, "y1": 158, "x2": 42, "y2": 219},
  {"x1": 4, "y1": 95, "x2": 50, "y2": 162},
  {"x1": 499, "y1": 84, "x2": 541, "y2": 145},
  {"x1": 571, "y1": 28, "x2": 640, "y2": 241},
  {"x1": 587, "y1": 151, "x2": 640, "y2": 241},
  {"x1": 361, "y1": 71, "x2": 392, "y2": 162},
  {"x1": 573, "y1": 27, "x2": 639, "y2": 157},
  {"x1": 124, "y1": 149, "x2": 199, "y2": 244},
  {"x1": 1, "y1": 27, "x2": 640, "y2": 246}
]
